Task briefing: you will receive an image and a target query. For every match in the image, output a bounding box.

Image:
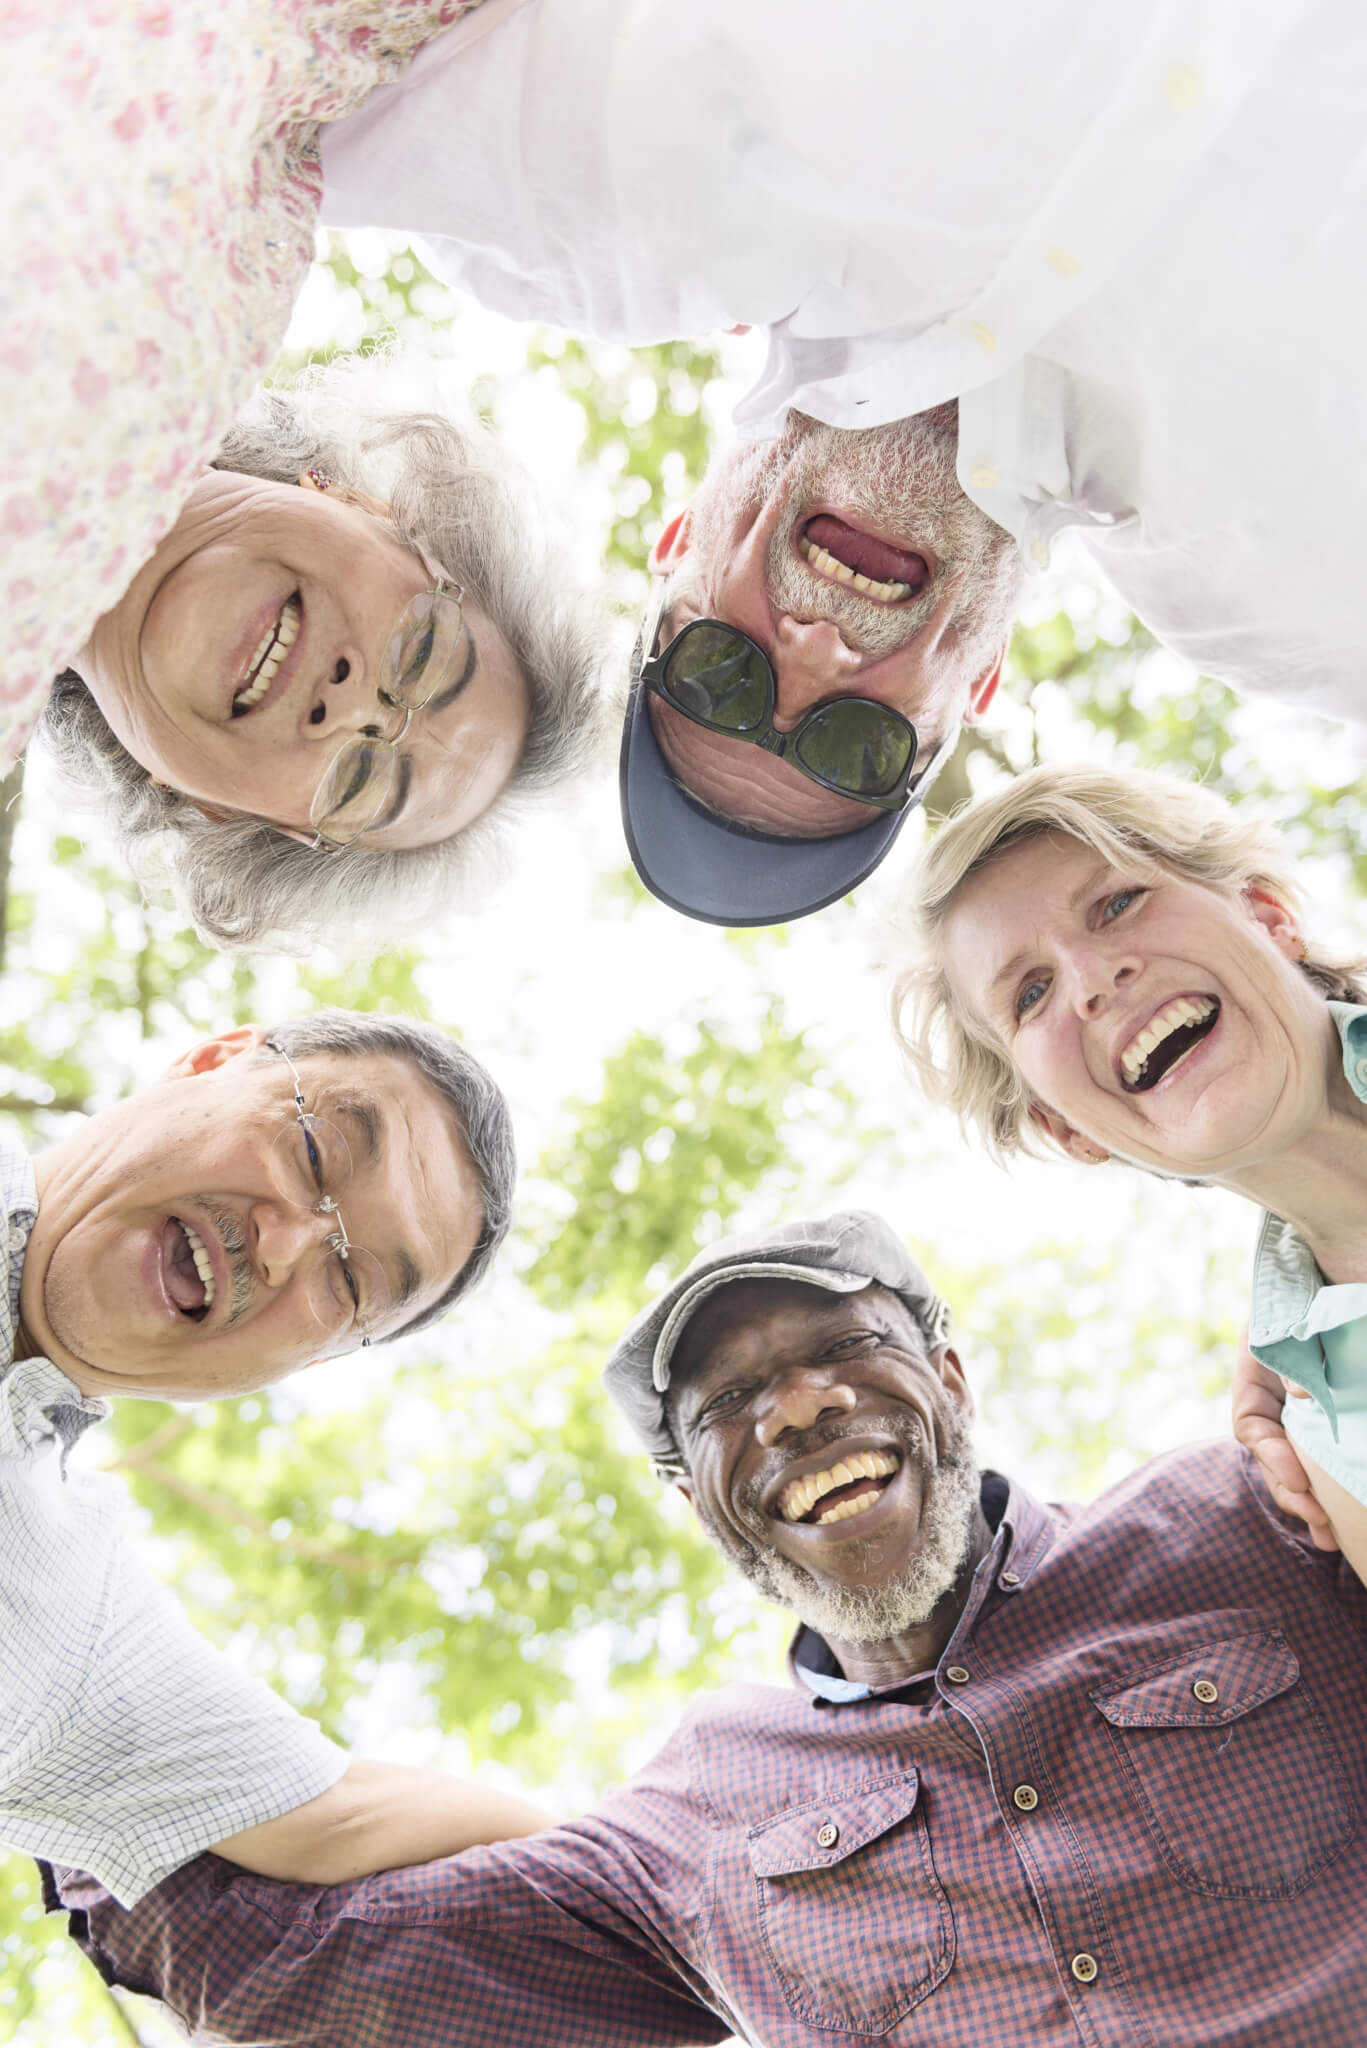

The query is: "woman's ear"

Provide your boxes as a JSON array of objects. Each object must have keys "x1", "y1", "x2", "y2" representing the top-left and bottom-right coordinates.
[
  {"x1": 1243, "y1": 885, "x2": 1306, "y2": 960},
  {"x1": 1027, "y1": 1101, "x2": 1110, "y2": 1165}
]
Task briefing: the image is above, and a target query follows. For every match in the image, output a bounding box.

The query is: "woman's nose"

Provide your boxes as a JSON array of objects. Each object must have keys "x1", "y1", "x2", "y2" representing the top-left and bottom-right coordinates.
[
  {"x1": 1063, "y1": 947, "x2": 1139, "y2": 1018},
  {"x1": 755, "y1": 1372, "x2": 859, "y2": 1447},
  {"x1": 304, "y1": 650, "x2": 396, "y2": 740}
]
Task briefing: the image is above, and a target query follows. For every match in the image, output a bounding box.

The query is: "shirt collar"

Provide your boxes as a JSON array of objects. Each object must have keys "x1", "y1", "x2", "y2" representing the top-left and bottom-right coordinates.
[
  {"x1": 1246, "y1": 1003, "x2": 1367, "y2": 1429},
  {"x1": 0, "y1": 1131, "x2": 109, "y2": 1459},
  {"x1": 790, "y1": 1469, "x2": 1041, "y2": 1704}
]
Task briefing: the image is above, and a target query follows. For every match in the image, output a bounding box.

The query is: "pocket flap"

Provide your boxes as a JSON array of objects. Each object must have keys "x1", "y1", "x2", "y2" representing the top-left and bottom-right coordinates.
[
  {"x1": 747, "y1": 1774, "x2": 920, "y2": 1877},
  {"x1": 1091, "y1": 1630, "x2": 1300, "y2": 1729}
]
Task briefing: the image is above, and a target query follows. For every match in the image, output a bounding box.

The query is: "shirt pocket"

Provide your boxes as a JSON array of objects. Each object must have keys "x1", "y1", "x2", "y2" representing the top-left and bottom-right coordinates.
[
  {"x1": 746, "y1": 1772, "x2": 953, "y2": 2035},
  {"x1": 1090, "y1": 1629, "x2": 1355, "y2": 1899}
]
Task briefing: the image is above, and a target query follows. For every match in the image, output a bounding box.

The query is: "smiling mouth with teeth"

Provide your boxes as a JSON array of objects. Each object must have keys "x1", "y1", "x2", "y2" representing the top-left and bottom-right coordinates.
[
  {"x1": 232, "y1": 594, "x2": 301, "y2": 715},
  {"x1": 796, "y1": 515, "x2": 929, "y2": 605},
  {"x1": 1119, "y1": 996, "x2": 1220, "y2": 1092},
  {"x1": 165, "y1": 1217, "x2": 216, "y2": 1321},
  {"x1": 777, "y1": 1450, "x2": 900, "y2": 1527}
]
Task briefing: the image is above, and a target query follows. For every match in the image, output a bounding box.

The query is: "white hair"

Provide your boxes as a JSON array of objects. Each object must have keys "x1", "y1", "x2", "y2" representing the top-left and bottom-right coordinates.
[{"x1": 44, "y1": 356, "x2": 614, "y2": 954}]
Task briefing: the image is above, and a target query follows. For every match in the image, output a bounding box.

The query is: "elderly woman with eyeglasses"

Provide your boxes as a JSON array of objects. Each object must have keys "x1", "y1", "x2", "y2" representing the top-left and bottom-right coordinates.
[
  {"x1": 894, "y1": 761, "x2": 1367, "y2": 1579},
  {"x1": 43, "y1": 357, "x2": 606, "y2": 952}
]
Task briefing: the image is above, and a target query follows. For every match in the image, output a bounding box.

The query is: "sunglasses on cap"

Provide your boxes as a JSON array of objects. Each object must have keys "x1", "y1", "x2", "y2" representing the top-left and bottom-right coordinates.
[{"x1": 637, "y1": 581, "x2": 938, "y2": 813}]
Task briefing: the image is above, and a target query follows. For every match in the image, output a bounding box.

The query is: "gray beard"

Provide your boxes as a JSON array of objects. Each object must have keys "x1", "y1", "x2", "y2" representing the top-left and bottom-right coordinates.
[
  {"x1": 683, "y1": 405, "x2": 1024, "y2": 675},
  {"x1": 693, "y1": 1408, "x2": 982, "y2": 1646}
]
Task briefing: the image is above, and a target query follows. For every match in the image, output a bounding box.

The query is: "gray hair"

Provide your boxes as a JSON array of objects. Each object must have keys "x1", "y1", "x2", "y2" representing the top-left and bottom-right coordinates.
[
  {"x1": 261, "y1": 1006, "x2": 514, "y2": 1336},
  {"x1": 43, "y1": 357, "x2": 612, "y2": 953}
]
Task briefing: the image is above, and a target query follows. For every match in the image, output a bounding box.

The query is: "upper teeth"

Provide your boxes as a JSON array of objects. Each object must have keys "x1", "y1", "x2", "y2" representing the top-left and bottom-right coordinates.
[
  {"x1": 778, "y1": 1450, "x2": 899, "y2": 1524},
  {"x1": 181, "y1": 1220, "x2": 215, "y2": 1309},
  {"x1": 1120, "y1": 996, "x2": 1216, "y2": 1087},
  {"x1": 798, "y1": 535, "x2": 912, "y2": 602},
  {"x1": 233, "y1": 595, "x2": 300, "y2": 712}
]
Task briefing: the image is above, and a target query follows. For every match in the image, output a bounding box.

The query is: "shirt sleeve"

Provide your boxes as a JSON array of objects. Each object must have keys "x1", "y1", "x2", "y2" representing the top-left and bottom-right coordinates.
[
  {"x1": 48, "y1": 1796, "x2": 732, "y2": 2047},
  {"x1": 3, "y1": 1550, "x2": 345, "y2": 1907}
]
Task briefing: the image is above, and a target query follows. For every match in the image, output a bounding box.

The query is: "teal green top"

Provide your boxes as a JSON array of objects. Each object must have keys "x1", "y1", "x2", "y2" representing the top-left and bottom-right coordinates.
[{"x1": 1247, "y1": 1002, "x2": 1367, "y2": 1444}]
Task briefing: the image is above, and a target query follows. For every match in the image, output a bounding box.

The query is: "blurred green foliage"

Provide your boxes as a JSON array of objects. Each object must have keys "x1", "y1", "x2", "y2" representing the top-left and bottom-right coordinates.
[{"x1": 3, "y1": 232, "x2": 1363, "y2": 2044}]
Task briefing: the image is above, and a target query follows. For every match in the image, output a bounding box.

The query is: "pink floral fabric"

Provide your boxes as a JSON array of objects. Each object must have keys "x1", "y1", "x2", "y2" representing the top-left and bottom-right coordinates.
[{"x1": 0, "y1": 0, "x2": 481, "y2": 772}]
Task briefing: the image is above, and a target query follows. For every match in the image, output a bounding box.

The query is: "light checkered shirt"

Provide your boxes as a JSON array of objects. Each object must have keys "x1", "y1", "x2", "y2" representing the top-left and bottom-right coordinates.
[{"x1": 0, "y1": 1136, "x2": 345, "y2": 1906}]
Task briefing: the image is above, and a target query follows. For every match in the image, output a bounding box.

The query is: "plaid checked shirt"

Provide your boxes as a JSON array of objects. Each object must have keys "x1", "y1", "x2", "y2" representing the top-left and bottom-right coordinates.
[
  {"x1": 53, "y1": 1439, "x2": 1367, "y2": 2046},
  {"x1": 0, "y1": 1136, "x2": 345, "y2": 1905}
]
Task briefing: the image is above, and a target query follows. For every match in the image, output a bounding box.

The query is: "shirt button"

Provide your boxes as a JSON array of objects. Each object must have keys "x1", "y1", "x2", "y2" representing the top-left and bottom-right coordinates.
[
  {"x1": 1162, "y1": 63, "x2": 1201, "y2": 110},
  {"x1": 944, "y1": 1665, "x2": 971, "y2": 1685},
  {"x1": 816, "y1": 1821, "x2": 839, "y2": 1849},
  {"x1": 1192, "y1": 1679, "x2": 1219, "y2": 1705},
  {"x1": 1071, "y1": 1953, "x2": 1099, "y2": 1984},
  {"x1": 1045, "y1": 244, "x2": 1080, "y2": 276},
  {"x1": 1013, "y1": 1784, "x2": 1039, "y2": 1812},
  {"x1": 970, "y1": 465, "x2": 999, "y2": 490},
  {"x1": 1030, "y1": 537, "x2": 1050, "y2": 568},
  {"x1": 971, "y1": 323, "x2": 996, "y2": 354},
  {"x1": 999, "y1": 1569, "x2": 1021, "y2": 1588}
]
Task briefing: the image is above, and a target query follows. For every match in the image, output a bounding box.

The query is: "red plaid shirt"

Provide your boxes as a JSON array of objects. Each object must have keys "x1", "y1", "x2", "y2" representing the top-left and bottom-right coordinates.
[{"x1": 51, "y1": 1443, "x2": 1367, "y2": 2046}]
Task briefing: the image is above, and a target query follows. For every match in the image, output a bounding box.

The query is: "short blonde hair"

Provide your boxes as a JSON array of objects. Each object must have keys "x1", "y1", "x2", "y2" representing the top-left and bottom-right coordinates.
[{"x1": 893, "y1": 762, "x2": 1367, "y2": 1161}]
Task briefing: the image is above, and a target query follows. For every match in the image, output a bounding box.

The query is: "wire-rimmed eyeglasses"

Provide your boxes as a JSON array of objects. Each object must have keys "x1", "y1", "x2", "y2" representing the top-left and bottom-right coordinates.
[{"x1": 266, "y1": 1039, "x2": 385, "y2": 1348}]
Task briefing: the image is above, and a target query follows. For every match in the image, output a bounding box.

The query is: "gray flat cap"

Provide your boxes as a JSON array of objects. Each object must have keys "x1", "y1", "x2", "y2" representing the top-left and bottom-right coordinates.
[{"x1": 603, "y1": 1211, "x2": 951, "y2": 1478}]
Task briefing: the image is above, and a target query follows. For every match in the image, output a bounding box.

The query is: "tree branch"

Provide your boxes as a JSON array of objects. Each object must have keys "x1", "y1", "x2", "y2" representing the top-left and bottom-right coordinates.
[{"x1": 131, "y1": 1459, "x2": 413, "y2": 1577}]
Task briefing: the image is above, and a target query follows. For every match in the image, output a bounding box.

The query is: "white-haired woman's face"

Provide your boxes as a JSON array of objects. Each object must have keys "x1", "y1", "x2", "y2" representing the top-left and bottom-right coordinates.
[
  {"x1": 940, "y1": 830, "x2": 1338, "y2": 1178},
  {"x1": 73, "y1": 472, "x2": 530, "y2": 848}
]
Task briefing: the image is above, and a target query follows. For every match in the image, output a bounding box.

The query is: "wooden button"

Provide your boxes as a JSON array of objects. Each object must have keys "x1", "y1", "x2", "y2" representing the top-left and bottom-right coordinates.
[
  {"x1": 1071, "y1": 1953, "x2": 1099, "y2": 1984},
  {"x1": 816, "y1": 1821, "x2": 839, "y2": 1849}
]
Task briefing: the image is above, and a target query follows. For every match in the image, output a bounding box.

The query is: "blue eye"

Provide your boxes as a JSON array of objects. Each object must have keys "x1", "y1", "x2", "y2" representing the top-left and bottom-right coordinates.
[
  {"x1": 1103, "y1": 888, "x2": 1142, "y2": 920},
  {"x1": 1015, "y1": 976, "x2": 1048, "y2": 1019},
  {"x1": 304, "y1": 1128, "x2": 324, "y2": 1188}
]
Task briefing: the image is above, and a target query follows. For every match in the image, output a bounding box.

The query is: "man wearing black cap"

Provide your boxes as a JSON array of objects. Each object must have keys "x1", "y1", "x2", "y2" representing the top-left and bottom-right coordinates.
[
  {"x1": 619, "y1": 408, "x2": 1023, "y2": 929},
  {"x1": 49, "y1": 1208, "x2": 1367, "y2": 2046}
]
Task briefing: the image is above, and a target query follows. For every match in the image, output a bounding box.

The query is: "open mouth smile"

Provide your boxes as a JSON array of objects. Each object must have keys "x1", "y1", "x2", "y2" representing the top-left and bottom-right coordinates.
[
  {"x1": 162, "y1": 1215, "x2": 217, "y2": 1322},
  {"x1": 1118, "y1": 995, "x2": 1220, "y2": 1092},
  {"x1": 232, "y1": 593, "x2": 301, "y2": 715},
  {"x1": 797, "y1": 515, "x2": 930, "y2": 605},
  {"x1": 775, "y1": 1449, "x2": 901, "y2": 1527}
]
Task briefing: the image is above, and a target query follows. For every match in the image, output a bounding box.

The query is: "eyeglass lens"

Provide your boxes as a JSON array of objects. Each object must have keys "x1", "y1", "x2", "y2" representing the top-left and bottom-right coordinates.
[
  {"x1": 793, "y1": 700, "x2": 914, "y2": 797},
  {"x1": 308, "y1": 588, "x2": 467, "y2": 844},
  {"x1": 662, "y1": 625, "x2": 770, "y2": 731},
  {"x1": 661, "y1": 624, "x2": 914, "y2": 796},
  {"x1": 271, "y1": 1115, "x2": 386, "y2": 1337}
]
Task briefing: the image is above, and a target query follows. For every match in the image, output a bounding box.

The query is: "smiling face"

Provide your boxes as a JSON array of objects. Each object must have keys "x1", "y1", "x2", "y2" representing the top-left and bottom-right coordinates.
[
  {"x1": 941, "y1": 831, "x2": 1341, "y2": 1177},
  {"x1": 20, "y1": 1027, "x2": 485, "y2": 1402},
  {"x1": 667, "y1": 1278, "x2": 983, "y2": 1658},
  {"x1": 646, "y1": 407, "x2": 1021, "y2": 837},
  {"x1": 71, "y1": 472, "x2": 531, "y2": 849}
]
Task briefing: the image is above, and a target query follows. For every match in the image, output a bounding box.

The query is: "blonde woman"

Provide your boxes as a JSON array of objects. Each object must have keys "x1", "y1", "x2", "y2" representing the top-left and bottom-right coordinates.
[{"x1": 895, "y1": 762, "x2": 1367, "y2": 1575}]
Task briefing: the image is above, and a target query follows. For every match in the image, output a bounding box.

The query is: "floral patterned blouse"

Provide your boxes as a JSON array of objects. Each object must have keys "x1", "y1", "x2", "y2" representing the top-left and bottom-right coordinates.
[{"x1": 0, "y1": 0, "x2": 481, "y2": 773}]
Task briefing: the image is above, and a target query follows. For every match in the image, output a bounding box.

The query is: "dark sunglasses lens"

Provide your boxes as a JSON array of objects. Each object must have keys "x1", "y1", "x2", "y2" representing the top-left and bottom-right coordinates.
[
  {"x1": 662, "y1": 626, "x2": 770, "y2": 731},
  {"x1": 794, "y1": 702, "x2": 915, "y2": 797}
]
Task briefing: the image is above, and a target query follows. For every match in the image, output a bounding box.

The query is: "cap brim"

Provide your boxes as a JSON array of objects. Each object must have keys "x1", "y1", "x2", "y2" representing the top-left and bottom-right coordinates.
[
  {"x1": 653, "y1": 1264, "x2": 871, "y2": 1389},
  {"x1": 619, "y1": 681, "x2": 911, "y2": 929}
]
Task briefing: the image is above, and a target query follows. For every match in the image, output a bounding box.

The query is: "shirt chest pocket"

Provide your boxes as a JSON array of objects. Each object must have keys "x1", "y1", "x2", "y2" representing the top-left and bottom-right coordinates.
[
  {"x1": 746, "y1": 1772, "x2": 953, "y2": 2035},
  {"x1": 1090, "y1": 1629, "x2": 1355, "y2": 1899}
]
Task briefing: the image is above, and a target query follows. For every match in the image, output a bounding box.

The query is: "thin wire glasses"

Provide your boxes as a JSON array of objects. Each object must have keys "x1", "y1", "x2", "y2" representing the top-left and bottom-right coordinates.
[
  {"x1": 266, "y1": 1039, "x2": 385, "y2": 1348},
  {"x1": 637, "y1": 580, "x2": 932, "y2": 811},
  {"x1": 308, "y1": 571, "x2": 468, "y2": 849}
]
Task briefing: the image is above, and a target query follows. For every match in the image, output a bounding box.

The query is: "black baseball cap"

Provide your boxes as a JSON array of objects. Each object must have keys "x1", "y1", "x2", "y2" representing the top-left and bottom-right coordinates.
[{"x1": 619, "y1": 673, "x2": 933, "y2": 928}]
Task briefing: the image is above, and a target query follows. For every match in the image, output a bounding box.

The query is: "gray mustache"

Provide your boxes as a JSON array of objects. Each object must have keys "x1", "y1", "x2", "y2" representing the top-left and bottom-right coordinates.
[{"x1": 192, "y1": 1200, "x2": 255, "y2": 1328}]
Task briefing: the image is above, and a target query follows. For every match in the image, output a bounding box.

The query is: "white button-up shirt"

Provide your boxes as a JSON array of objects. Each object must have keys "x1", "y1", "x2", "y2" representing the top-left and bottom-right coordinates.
[
  {"x1": 0, "y1": 1139, "x2": 344, "y2": 1906},
  {"x1": 324, "y1": 0, "x2": 1367, "y2": 741}
]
